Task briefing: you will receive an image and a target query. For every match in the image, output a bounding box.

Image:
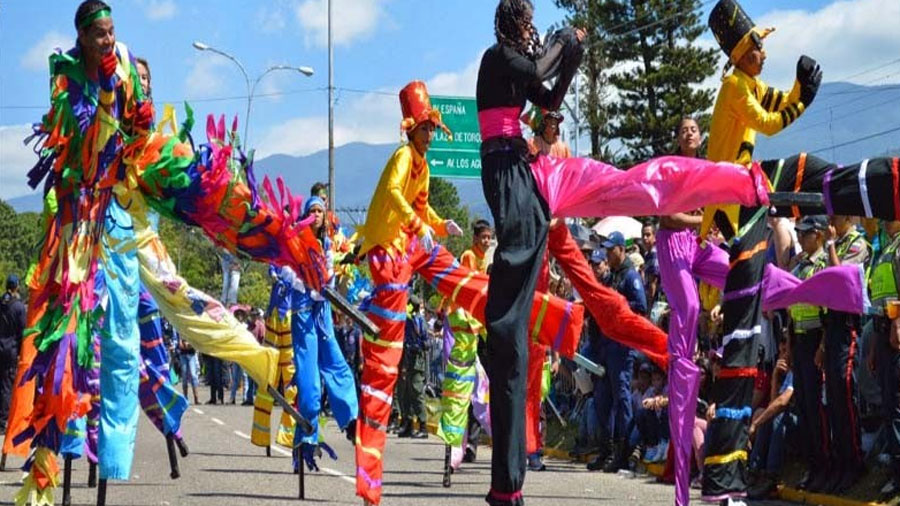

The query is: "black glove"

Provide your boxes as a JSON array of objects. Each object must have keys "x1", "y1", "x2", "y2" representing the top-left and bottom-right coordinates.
[{"x1": 796, "y1": 55, "x2": 823, "y2": 107}]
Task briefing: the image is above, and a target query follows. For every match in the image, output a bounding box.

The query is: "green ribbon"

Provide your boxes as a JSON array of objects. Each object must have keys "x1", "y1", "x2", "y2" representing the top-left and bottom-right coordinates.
[{"x1": 78, "y1": 8, "x2": 111, "y2": 29}]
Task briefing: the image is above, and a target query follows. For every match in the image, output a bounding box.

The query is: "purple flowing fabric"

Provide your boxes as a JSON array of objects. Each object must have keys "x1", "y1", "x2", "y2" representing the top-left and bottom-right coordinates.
[
  {"x1": 529, "y1": 155, "x2": 769, "y2": 218},
  {"x1": 658, "y1": 228, "x2": 866, "y2": 506}
]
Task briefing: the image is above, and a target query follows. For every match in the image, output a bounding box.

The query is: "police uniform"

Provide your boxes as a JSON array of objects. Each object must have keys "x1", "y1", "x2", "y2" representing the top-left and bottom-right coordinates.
[
  {"x1": 869, "y1": 231, "x2": 900, "y2": 490},
  {"x1": 823, "y1": 227, "x2": 870, "y2": 490},
  {"x1": 788, "y1": 229, "x2": 828, "y2": 491}
]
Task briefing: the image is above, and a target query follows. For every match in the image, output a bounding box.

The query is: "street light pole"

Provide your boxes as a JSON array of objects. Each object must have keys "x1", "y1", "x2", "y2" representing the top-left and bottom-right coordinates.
[
  {"x1": 327, "y1": 0, "x2": 335, "y2": 211},
  {"x1": 192, "y1": 41, "x2": 313, "y2": 148}
]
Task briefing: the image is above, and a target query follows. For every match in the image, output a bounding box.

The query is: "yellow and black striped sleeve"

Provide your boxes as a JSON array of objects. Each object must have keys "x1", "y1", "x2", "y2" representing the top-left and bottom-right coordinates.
[{"x1": 733, "y1": 79, "x2": 806, "y2": 136}]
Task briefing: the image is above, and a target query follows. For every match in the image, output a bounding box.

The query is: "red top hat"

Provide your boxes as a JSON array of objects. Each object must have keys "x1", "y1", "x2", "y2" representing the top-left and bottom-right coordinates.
[{"x1": 399, "y1": 81, "x2": 450, "y2": 136}]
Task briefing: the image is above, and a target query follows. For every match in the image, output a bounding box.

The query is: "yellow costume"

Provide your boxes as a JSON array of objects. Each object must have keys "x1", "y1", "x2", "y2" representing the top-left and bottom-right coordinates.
[
  {"x1": 357, "y1": 144, "x2": 448, "y2": 256},
  {"x1": 701, "y1": 69, "x2": 806, "y2": 237}
]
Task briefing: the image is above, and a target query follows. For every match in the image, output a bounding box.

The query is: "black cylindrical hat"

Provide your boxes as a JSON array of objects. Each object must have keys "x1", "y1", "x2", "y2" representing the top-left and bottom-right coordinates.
[{"x1": 708, "y1": 0, "x2": 755, "y2": 60}]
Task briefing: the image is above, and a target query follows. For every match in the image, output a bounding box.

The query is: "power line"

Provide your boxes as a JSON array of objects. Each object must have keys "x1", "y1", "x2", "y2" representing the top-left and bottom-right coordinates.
[
  {"x1": 809, "y1": 124, "x2": 900, "y2": 154},
  {"x1": 777, "y1": 89, "x2": 900, "y2": 140},
  {"x1": 609, "y1": 0, "x2": 716, "y2": 39}
]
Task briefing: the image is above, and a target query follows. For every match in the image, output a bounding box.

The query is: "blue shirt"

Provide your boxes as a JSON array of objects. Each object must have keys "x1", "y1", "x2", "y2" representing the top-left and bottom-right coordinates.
[
  {"x1": 611, "y1": 258, "x2": 648, "y2": 315},
  {"x1": 404, "y1": 313, "x2": 427, "y2": 352}
]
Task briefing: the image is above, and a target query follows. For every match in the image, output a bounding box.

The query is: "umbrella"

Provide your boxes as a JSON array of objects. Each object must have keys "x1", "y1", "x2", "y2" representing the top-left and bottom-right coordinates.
[{"x1": 591, "y1": 216, "x2": 644, "y2": 240}]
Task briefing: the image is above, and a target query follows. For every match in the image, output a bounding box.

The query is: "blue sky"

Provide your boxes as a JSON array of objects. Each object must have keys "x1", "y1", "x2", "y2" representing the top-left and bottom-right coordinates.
[{"x1": 2, "y1": 0, "x2": 899, "y2": 200}]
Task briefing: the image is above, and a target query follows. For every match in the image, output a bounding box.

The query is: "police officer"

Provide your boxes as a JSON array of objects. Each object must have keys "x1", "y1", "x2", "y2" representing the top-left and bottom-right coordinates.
[
  {"x1": 822, "y1": 216, "x2": 871, "y2": 492},
  {"x1": 788, "y1": 216, "x2": 830, "y2": 492},
  {"x1": 868, "y1": 220, "x2": 900, "y2": 499},
  {"x1": 587, "y1": 232, "x2": 646, "y2": 473}
]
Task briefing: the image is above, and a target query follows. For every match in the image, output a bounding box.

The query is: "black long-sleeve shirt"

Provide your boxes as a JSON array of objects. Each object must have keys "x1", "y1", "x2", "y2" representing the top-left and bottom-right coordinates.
[{"x1": 476, "y1": 27, "x2": 584, "y2": 118}]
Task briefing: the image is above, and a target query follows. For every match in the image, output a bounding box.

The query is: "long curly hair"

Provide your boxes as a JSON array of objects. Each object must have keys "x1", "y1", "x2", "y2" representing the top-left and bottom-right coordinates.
[{"x1": 494, "y1": 0, "x2": 541, "y2": 57}]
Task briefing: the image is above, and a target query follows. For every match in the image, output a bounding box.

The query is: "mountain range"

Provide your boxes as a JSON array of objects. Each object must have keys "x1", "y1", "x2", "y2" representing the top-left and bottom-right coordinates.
[{"x1": 8, "y1": 82, "x2": 899, "y2": 219}]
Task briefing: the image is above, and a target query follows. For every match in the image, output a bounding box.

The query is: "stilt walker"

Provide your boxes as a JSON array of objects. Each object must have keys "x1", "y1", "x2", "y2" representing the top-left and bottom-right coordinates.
[
  {"x1": 354, "y1": 80, "x2": 584, "y2": 505},
  {"x1": 287, "y1": 196, "x2": 358, "y2": 471},
  {"x1": 250, "y1": 264, "x2": 297, "y2": 452},
  {"x1": 701, "y1": 1, "x2": 823, "y2": 502}
]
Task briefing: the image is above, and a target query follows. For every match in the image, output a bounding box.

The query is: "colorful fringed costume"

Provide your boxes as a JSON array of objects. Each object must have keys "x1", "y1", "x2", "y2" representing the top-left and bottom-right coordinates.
[
  {"x1": 5, "y1": 32, "x2": 336, "y2": 501},
  {"x1": 354, "y1": 81, "x2": 583, "y2": 505},
  {"x1": 250, "y1": 265, "x2": 297, "y2": 449}
]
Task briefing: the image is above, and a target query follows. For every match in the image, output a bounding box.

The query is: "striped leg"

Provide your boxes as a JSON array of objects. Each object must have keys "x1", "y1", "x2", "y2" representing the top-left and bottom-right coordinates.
[
  {"x1": 138, "y1": 286, "x2": 188, "y2": 438},
  {"x1": 251, "y1": 312, "x2": 295, "y2": 448},
  {"x1": 437, "y1": 310, "x2": 480, "y2": 448},
  {"x1": 702, "y1": 209, "x2": 767, "y2": 501},
  {"x1": 356, "y1": 248, "x2": 412, "y2": 505},
  {"x1": 414, "y1": 245, "x2": 583, "y2": 357}
]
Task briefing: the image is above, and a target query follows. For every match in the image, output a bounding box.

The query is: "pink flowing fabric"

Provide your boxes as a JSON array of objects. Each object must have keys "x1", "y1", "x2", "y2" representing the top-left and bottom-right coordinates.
[{"x1": 529, "y1": 155, "x2": 770, "y2": 218}]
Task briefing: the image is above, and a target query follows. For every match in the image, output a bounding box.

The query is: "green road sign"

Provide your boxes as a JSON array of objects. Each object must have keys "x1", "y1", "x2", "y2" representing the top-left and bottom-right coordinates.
[{"x1": 427, "y1": 95, "x2": 482, "y2": 178}]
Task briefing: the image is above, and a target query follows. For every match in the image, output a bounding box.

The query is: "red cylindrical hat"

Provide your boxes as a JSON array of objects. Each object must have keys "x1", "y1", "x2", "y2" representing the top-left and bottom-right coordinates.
[{"x1": 399, "y1": 80, "x2": 448, "y2": 134}]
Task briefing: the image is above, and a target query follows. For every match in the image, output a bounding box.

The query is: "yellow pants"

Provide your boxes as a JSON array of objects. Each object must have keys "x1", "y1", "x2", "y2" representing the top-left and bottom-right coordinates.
[{"x1": 251, "y1": 312, "x2": 298, "y2": 448}]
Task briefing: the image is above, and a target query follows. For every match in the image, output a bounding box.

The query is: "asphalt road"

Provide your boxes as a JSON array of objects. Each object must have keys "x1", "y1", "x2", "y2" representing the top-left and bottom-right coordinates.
[{"x1": 0, "y1": 403, "x2": 791, "y2": 505}]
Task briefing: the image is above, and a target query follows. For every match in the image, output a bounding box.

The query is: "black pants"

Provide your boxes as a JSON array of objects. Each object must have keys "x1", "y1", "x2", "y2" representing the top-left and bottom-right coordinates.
[
  {"x1": 792, "y1": 329, "x2": 829, "y2": 469},
  {"x1": 0, "y1": 344, "x2": 17, "y2": 430},
  {"x1": 207, "y1": 355, "x2": 225, "y2": 402},
  {"x1": 874, "y1": 317, "x2": 900, "y2": 479},
  {"x1": 482, "y1": 143, "x2": 550, "y2": 503},
  {"x1": 824, "y1": 312, "x2": 863, "y2": 471}
]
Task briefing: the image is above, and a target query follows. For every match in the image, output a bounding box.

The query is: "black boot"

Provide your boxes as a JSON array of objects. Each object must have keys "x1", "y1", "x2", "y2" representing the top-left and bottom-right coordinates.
[
  {"x1": 386, "y1": 413, "x2": 400, "y2": 433},
  {"x1": 397, "y1": 419, "x2": 413, "y2": 438},
  {"x1": 412, "y1": 420, "x2": 428, "y2": 439},
  {"x1": 587, "y1": 439, "x2": 613, "y2": 471},
  {"x1": 602, "y1": 438, "x2": 627, "y2": 473},
  {"x1": 345, "y1": 419, "x2": 357, "y2": 444}
]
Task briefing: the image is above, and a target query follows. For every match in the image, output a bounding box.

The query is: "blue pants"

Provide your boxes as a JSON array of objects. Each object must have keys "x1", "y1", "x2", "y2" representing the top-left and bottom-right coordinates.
[
  {"x1": 635, "y1": 407, "x2": 668, "y2": 446},
  {"x1": 749, "y1": 411, "x2": 796, "y2": 474},
  {"x1": 292, "y1": 290, "x2": 359, "y2": 445},
  {"x1": 593, "y1": 340, "x2": 635, "y2": 439}
]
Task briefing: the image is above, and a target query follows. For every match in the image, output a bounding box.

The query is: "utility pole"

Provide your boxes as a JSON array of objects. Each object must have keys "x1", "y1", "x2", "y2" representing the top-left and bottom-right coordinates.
[{"x1": 327, "y1": 0, "x2": 335, "y2": 211}]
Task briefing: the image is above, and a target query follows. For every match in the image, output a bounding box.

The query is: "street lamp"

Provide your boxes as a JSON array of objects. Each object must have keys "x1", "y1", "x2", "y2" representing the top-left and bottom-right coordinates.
[{"x1": 192, "y1": 41, "x2": 314, "y2": 148}]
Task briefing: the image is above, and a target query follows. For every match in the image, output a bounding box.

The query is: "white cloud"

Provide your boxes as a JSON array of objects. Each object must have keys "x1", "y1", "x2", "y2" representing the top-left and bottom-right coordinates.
[
  {"x1": 295, "y1": 0, "x2": 387, "y2": 48},
  {"x1": 254, "y1": 53, "x2": 483, "y2": 158},
  {"x1": 753, "y1": 0, "x2": 900, "y2": 89},
  {"x1": 144, "y1": 0, "x2": 176, "y2": 21},
  {"x1": 183, "y1": 57, "x2": 230, "y2": 99},
  {"x1": 257, "y1": 5, "x2": 289, "y2": 33},
  {"x1": 0, "y1": 125, "x2": 40, "y2": 200},
  {"x1": 21, "y1": 31, "x2": 71, "y2": 72}
]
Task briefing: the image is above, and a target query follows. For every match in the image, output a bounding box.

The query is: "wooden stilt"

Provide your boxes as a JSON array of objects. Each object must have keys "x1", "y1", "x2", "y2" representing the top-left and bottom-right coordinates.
[
  {"x1": 166, "y1": 434, "x2": 180, "y2": 479},
  {"x1": 62, "y1": 457, "x2": 73, "y2": 506},
  {"x1": 442, "y1": 445, "x2": 452, "y2": 488}
]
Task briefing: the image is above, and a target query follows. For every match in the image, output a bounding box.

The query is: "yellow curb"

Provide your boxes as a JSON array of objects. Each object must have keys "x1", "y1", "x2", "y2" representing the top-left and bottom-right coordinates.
[
  {"x1": 776, "y1": 485, "x2": 887, "y2": 506},
  {"x1": 417, "y1": 428, "x2": 888, "y2": 506}
]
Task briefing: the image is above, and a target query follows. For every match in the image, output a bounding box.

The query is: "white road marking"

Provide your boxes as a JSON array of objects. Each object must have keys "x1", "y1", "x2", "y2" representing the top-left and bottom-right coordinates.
[
  {"x1": 271, "y1": 445, "x2": 292, "y2": 457},
  {"x1": 192, "y1": 408, "x2": 204, "y2": 415},
  {"x1": 322, "y1": 467, "x2": 356, "y2": 485},
  {"x1": 211, "y1": 417, "x2": 225, "y2": 426},
  {"x1": 233, "y1": 430, "x2": 250, "y2": 439}
]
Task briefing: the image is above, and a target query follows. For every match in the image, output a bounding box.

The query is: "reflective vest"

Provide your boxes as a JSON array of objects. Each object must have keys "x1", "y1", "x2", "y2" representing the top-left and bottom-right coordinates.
[
  {"x1": 789, "y1": 252, "x2": 826, "y2": 333},
  {"x1": 835, "y1": 228, "x2": 873, "y2": 281},
  {"x1": 870, "y1": 234, "x2": 900, "y2": 307}
]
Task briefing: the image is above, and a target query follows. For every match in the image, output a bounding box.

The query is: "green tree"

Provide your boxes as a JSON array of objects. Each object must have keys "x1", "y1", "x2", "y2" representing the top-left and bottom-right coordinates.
[
  {"x1": 554, "y1": 0, "x2": 614, "y2": 159},
  {"x1": 0, "y1": 200, "x2": 43, "y2": 297},
  {"x1": 428, "y1": 177, "x2": 471, "y2": 257},
  {"x1": 557, "y1": 0, "x2": 718, "y2": 163}
]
